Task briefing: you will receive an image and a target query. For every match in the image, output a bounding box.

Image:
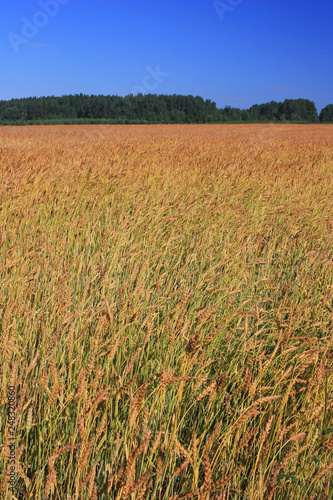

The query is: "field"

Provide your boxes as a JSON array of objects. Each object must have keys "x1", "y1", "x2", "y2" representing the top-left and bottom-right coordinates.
[{"x1": 0, "y1": 123, "x2": 333, "y2": 499}]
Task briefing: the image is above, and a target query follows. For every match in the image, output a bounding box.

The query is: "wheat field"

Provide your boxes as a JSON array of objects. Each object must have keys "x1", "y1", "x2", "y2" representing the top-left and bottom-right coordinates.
[{"x1": 0, "y1": 124, "x2": 333, "y2": 499}]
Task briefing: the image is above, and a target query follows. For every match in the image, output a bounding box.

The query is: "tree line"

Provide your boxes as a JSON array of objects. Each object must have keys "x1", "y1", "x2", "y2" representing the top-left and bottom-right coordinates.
[{"x1": 0, "y1": 94, "x2": 332, "y2": 125}]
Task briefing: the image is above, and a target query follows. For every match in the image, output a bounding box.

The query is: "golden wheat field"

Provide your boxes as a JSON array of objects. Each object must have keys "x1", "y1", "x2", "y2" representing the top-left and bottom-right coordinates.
[{"x1": 0, "y1": 124, "x2": 333, "y2": 499}]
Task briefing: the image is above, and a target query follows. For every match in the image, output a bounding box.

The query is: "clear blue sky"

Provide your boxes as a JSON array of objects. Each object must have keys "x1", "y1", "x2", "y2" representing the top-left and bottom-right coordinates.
[{"x1": 1, "y1": 0, "x2": 332, "y2": 111}]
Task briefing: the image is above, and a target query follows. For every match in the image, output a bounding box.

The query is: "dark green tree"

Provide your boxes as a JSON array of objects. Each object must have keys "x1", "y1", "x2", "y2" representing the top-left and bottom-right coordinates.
[
  {"x1": 0, "y1": 94, "x2": 326, "y2": 125},
  {"x1": 319, "y1": 104, "x2": 333, "y2": 122},
  {"x1": 2, "y1": 106, "x2": 21, "y2": 121}
]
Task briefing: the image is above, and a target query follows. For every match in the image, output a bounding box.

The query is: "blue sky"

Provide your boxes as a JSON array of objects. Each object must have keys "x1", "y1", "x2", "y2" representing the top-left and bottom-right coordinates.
[{"x1": 1, "y1": 0, "x2": 332, "y2": 111}]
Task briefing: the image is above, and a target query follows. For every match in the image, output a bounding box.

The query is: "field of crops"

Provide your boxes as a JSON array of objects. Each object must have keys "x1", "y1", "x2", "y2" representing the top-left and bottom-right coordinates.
[{"x1": 0, "y1": 124, "x2": 333, "y2": 499}]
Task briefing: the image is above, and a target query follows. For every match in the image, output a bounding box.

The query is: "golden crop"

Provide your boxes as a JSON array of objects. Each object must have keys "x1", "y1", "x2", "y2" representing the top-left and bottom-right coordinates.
[{"x1": 0, "y1": 124, "x2": 333, "y2": 499}]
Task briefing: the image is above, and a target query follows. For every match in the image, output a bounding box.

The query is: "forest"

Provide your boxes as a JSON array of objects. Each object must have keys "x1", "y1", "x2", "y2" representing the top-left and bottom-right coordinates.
[{"x1": 0, "y1": 94, "x2": 332, "y2": 125}]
